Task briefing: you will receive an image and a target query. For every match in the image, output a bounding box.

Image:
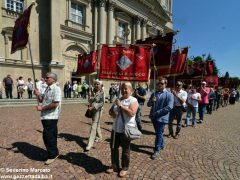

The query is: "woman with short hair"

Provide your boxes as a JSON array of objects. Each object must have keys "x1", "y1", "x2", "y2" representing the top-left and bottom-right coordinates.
[
  {"x1": 107, "y1": 82, "x2": 139, "y2": 177},
  {"x1": 85, "y1": 79, "x2": 104, "y2": 151}
]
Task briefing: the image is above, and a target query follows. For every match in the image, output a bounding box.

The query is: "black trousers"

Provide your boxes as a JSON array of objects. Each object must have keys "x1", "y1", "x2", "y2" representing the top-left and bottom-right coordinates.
[
  {"x1": 41, "y1": 120, "x2": 59, "y2": 159},
  {"x1": 110, "y1": 131, "x2": 131, "y2": 170},
  {"x1": 5, "y1": 85, "x2": 13, "y2": 98}
]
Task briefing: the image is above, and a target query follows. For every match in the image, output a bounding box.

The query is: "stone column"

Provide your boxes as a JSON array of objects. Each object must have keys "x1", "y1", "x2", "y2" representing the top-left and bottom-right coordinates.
[
  {"x1": 141, "y1": 19, "x2": 147, "y2": 40},
  {"x1": 98, "y1": 0, "x2": 106, "y2": 44},
  {"x1": 135, "y1": 17, "x2": 141, "y2": 40},
  {"x1": 3, "y1": 34, "x2": 9, "y2": 59},
  {"x1": 107, "y1": 2, "x2": 115, "y2": 44},
  {"x1": 92, "y1": 0, "x2": 98, "y2": 50},
  {"x1": 51, "y1": 0, "x2": 61, "y2": 62},
  {"x1": 21, "y1": 48, "x2": 28, "y2": 62}
]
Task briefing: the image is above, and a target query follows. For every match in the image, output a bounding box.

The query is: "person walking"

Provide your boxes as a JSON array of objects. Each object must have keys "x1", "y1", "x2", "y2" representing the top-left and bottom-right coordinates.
[
  {"x1": 207, "y1": 87, "x2": 216, "y2": 114},
  {"x1": 85, "y1": 79, "x2": 105, "y2": 151},
  {"x1": 168, "y1": 81, "x2": 188, "y2": 139},
  {"x1": 198, "y1": 81, "x2": 210, "y2": 123},
  {"x1": 106, "y1": 82, "x2": 138, "y2": 177},
  {"x1": 34, "y1": 72, "x2": 62, "y2": 165},
  {"x1": 3, "y1": 74, "x2": 14, "y2": 99},
  {"x1": 26, "y1": 78, "x2": 34, "y2": 99},
  {"x1": 134, "y1": 82, "x2": 147, "y2": 131},
  {"x1": 184, "y1": 88, "x2": 201, "y2": 127},
  {"x1": 147, "y1": 77, "x2": 174, "y2": 159}
]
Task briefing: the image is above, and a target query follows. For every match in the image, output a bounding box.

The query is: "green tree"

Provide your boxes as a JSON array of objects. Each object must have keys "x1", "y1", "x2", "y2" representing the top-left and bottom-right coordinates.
[{"x1": 224, "y1": 72, "x2": 230, "y2": 79}]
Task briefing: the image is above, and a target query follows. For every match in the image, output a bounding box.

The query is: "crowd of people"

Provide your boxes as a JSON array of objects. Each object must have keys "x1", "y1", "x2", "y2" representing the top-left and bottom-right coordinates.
[
  {"x1": 1, "y1": 74, "x2": 46, "y2": 99},
  {"x1": 1, "y1": 73, "x2": 240, "y2": 177}
]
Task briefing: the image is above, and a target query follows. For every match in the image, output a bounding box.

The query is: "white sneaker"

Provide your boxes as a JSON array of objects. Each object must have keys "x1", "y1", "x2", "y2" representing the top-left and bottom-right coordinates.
[
  {"x1": 45, "y1": 155, "x2": 59, "y2": 165},
  {"x1": 85, "y1": 146, "x2": 91, "y2": 151}
]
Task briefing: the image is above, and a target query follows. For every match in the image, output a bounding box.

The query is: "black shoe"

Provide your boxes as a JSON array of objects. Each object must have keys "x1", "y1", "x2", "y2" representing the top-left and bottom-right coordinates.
[{"x1": 151, "y1": 151, "x2": 160, "y2": 160}]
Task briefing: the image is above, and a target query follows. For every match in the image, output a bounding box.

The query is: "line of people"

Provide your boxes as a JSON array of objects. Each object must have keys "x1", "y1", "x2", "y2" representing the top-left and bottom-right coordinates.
[{"x1": 31, "y1": 72, "x2": 239, "y2": 178}]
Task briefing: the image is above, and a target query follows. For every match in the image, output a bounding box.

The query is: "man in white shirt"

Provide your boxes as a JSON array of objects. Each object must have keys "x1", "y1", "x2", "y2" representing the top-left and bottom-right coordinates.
[
  {"x1": 184, "y1": 88, "x2": 201, "y2": 127},
  {"x1": 34, "y1": 72, "x2": 62, "y2": 165},
  {"x1": 72, "y1": 81, "x2": 78, "y2": 98},
  {"x1": 168, "y1": 81, "x2": 187, "y2": 139}
]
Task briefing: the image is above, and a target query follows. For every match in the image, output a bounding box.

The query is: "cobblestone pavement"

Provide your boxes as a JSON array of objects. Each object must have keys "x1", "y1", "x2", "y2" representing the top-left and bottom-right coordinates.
[{"x1": 0, "y1": 102, "x2": 240, "y2": 180}]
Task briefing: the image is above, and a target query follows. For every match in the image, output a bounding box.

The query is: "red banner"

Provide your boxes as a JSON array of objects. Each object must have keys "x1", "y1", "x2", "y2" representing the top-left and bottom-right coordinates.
[
  {"x1": 169, "y1": 47, "x2": 188, "y2": 75},
  {"x1": 136, "y1": 32, "x2": 173, "y2": 69},
  {"x1": 204, "y1": 75, "x2": 218, "y2": 86},
  {"x1": 11, "y1": 4, "x2": 33, "y2": 54},
  {"x1": 186, "y1": 61, "x2": 205, "y2": 76},
  {"x1": 76, "y1": 51, "x2": 98, "y2": 75},
  {"x1": 149, "y1": 67, "x2": 170, "y2": 79},
  {"x1": 206, "y1": 60, "x2": 214, "y2": 75},
  {"x1": 99, "y1": 44, "x2": 151, "y2": 81}
]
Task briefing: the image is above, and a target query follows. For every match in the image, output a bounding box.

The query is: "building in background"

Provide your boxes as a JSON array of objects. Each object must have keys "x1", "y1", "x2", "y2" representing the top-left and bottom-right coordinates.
[{"x1": 0, "y1": 0, "x2": 173, "y2": 96}]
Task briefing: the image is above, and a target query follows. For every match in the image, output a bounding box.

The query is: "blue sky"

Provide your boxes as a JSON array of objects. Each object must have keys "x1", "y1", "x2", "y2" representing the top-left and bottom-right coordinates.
[{"x1": 173, "y1": 0, "x2": 240, "y2": 77}]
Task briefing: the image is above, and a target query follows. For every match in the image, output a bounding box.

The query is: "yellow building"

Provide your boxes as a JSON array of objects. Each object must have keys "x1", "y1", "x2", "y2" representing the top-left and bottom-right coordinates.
[{"x1": 0, "y1": 0, "x2": 173, "y2": 96}]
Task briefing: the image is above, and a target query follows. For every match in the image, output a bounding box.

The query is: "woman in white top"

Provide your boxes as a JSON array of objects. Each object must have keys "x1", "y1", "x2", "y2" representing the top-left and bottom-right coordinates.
[
  {"x1": 17, "y1": 76, "x2": 25, "y2": 99},
  {"x1": 107, "y1": 82, "x2": 138, "y2": 177}
]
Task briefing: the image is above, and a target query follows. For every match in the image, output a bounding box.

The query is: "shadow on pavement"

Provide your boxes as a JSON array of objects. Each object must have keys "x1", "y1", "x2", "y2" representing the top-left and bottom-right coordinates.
[
  {"x1": 141, "y1": 129, "x2": 155, "y2": 135},
  {"x1": 59, "y1": 152, "x2": 107, "y2": 174},
  {"x1": 130, "y1": 143, "x2": 153, "y2": 155},
  {"x1": 58, "y1": 133, "x2": 88, "y2": 150},
  {"x1": 7, "y1": 142, "x2": 46, "y2": 161}
]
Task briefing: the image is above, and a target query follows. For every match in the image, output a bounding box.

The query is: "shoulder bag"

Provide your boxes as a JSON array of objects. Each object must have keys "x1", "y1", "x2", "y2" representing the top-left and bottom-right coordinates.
[{"x1": 119, "y1": 107, "x2": 142, "y2": 140}]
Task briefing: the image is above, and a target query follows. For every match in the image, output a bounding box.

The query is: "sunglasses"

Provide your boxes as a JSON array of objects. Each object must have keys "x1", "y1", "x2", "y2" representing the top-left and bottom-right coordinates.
[
  {"x1": 45, "y1": 77, "x2": 50, "y2": 79},
  {"x1": 94, "y1": 83, "x2": 100, "y2": 85},
  {"x1": 158, "y1": 82, "x2": 165, "y2": 85}
]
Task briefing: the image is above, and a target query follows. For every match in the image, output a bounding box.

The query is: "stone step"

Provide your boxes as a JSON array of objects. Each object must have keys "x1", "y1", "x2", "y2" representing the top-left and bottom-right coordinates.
[{"x1": 0, "y1": 98, "x2": 88, "y2": 108}]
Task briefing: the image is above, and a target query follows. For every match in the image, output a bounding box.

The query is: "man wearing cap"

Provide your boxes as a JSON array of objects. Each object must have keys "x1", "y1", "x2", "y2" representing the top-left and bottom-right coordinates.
[
  {"x1": 198, "y1": 81, "x2": 210, "y2": 123},
  {"x1": 34, "y1": 72, "x2": 62, "y2": 165}
]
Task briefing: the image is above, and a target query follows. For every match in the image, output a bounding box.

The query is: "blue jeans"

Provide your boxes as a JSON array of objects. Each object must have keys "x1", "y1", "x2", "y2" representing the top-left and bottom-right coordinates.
[
  {"x1": 152, "y1": 121, "x2": 166, "y2": 152},
  {"x1": 198, "y1": 104, "x2": 207, "y2": 121},
  {"x1": 135, "y1": 104, "x2": 143, "y2": 131},
  {"x1": 185, "y1": 106, "x2": 198, "y2": 126}
]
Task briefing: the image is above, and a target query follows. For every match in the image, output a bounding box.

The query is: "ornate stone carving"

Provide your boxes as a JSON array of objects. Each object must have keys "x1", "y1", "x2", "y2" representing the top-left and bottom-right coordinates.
[
  {"x1": 108, "y1": 2, "x2": 115, "y2": 11},
  {"x1": 135, "y1": 16, "x2": 141, "y2": 25},
  {"x1": 98, "y1": 0, "x2": 106, "y2": 7}
]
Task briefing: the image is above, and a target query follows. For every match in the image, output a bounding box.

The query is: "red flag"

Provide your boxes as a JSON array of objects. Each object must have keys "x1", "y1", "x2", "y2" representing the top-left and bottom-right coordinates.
[
  {"x1": 137, "y1": 32, "x2": 173, "y2": 69},
  {"x1": 149, "y1": 67, "x2": 170, "y2": 79},
  {"x1": 169, "y1": 47, "x2": 188, "y2": 75},
  {"x1": 99, "y1": 44, "x2": 151, "y2": 81},
  {"x1": 76, "y1": 51, "x2": 98, "y2": 75},
  {"x1": 11, "y1": 4, "x2": 33, "y2": 54},
  {"x1": 206, "y1": 60, "x2": 214, "y2": 75},
  {"x1": 204, "y1": 75, "x2": 218, "y2": 86}
]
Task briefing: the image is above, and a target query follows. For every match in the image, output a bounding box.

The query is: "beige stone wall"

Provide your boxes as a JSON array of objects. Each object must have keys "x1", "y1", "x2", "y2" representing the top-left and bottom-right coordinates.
[{"x1": 0, "y1": 0, "x2": 173, "y2": 97}]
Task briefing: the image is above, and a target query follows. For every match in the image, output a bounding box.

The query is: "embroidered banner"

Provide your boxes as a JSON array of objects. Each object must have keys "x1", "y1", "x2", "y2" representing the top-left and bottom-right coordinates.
[
  {"x1": 99, "y1": 44, "x2": 151, "y2": 81},
  {"x1": 76, "y1": 51, "x2": 98, "y2": 75}
]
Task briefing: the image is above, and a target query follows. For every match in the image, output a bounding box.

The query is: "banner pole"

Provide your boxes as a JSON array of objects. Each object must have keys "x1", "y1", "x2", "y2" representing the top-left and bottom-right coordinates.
[
  {"x1": 96, "y1": 43, "x2": 101, "y2": 78},
  {"x1": 28, "y1": 39, "x2": 36, "y2": 88}
]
